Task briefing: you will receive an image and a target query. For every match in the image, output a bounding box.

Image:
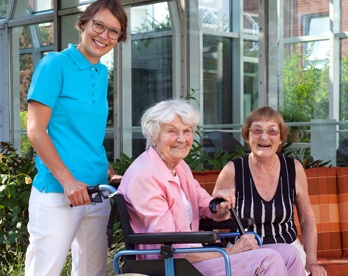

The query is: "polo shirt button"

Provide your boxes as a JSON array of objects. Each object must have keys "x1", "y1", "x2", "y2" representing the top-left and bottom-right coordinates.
[{"x1": 91, "y1": 67, "x2": 95, "y2": 71}]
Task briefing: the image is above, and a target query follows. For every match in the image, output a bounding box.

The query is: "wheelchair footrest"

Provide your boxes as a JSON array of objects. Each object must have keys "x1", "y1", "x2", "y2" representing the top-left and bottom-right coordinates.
[{"x1": 121, "y1": 259, "x2": 203, "y2": 276}]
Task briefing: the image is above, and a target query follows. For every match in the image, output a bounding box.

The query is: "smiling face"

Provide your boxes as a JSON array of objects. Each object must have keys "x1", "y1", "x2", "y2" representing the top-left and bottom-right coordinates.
[
  {"x1": 152, "y1": 115, "x2": 194, "y2": 169},
  {"x1": 77, "y1": 8, "x2": 121, "y2": 64},
  {"x1": 246, "y1": 120, "x2": 283, "y2": 158}
]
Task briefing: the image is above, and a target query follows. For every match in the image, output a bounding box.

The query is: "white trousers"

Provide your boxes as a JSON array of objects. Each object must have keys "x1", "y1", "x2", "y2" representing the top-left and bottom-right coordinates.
[
  {"x1": 291, "y1": 238, "x2": 307, "y2": 267},
  {"x1": 25, "y1": 187, "x2": 111, "y2": 276}
]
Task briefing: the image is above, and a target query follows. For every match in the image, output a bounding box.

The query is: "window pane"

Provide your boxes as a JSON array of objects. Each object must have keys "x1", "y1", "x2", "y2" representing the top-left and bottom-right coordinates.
[
  {"x1": 342, "y1": 2, "x2": 348, "y2": 32},
  {"x1": 101, "y1": 50, "x2": 115, "y2": 159},
  {"x1": 283, "y1": 43, "x2": 329, "y2": 121},
  {"x1": 131, "y1": 2, "x2": 171, "y2": 34},
  {"x1": 38, "y1": 23, "x2": 54, "y2": 46},
  {"x1": 0, "y1": 0, "x2": 8, "y2": 18},
  {"x1": 340, "y1": 39, "x2": 348, "y2": 122},
  {"x1": 243, "y1": 0, "x2": 259, "y2": 118},
  {"x1": 339, "y1": 38, "x2": 348, "y2": 161},
  {"x1": 60, "y1": 14, "x2": 80, "y2": 52},
  {"x1": 199, "y1": 0, "x2": 231, "y2": 32},
  {"x1": 20, "y1": 26, "x2": 32, "y2": 49},
  {"x1": 131, "y1": 36, "x2": 173, "y2": 125},
  {"x1": 202, "y1": 35, "x2": 233, "y2": 125},
  {"x1": 14, "y1": 22, "x2": 54, "y2": 157},
  {"x1": 131, "y1": 35, "x2": 173, "y2": 156},
  {"x1": 28, "y1": 0, "x2": 53, "y2": 13},
  {"x1": 284, "y1": 1, "x2": 329, "y2": 38},
  {"x1": 303, "y1": 15, "x2": 329, "y2": 68},
  {"x1": 244, "y1": 1, "x2": 259, "y2": 36},
  {"x1": 244, "y1": 40, "x2": 259, "y2": 115}
]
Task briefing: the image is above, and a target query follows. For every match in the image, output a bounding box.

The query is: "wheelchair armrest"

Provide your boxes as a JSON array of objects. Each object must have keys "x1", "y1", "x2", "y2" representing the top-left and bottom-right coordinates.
[
  {"x1": 126, "y1": 231, "x2": 220, "y2": 245},
  {"x1": 199, "y1": 218, "x2": 254, "y2": 231}
]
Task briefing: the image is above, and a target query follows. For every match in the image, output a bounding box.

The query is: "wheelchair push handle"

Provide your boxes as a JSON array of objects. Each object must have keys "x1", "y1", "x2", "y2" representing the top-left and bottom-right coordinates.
[{"x1": 209, "y1": 198, "x2": 245, "y2": 235}]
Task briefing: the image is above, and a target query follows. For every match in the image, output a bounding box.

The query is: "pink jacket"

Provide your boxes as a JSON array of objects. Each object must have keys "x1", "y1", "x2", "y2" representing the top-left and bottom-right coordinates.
[{"x1": 118, "y1": 147, "x2": 214, "y2": 257}]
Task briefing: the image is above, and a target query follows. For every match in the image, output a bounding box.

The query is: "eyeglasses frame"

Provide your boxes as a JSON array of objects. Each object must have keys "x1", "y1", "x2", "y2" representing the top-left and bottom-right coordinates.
[{"x1": 91, "y1": 19, "x2": 122, "y2": 40}]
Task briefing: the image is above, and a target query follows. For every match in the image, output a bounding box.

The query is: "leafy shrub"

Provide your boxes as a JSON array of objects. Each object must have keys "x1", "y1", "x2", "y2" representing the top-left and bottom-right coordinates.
[{"x1": 0, "y1": 142, "x2": 36, "y2": 274}]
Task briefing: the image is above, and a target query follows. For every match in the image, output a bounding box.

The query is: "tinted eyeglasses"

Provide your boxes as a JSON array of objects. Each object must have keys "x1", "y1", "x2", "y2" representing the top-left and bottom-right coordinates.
[
  {"x1": 91, "y1": 19, "x2": 122, "y2": 40},
  {"x1": 249, "y1": 126, "x2": 280, "y2": 136}
]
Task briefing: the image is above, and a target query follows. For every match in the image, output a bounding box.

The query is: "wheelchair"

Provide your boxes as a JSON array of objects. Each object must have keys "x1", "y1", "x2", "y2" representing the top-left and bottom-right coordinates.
[{"x1": 87, "y1": 184, "x2": 262, "y2": 276}]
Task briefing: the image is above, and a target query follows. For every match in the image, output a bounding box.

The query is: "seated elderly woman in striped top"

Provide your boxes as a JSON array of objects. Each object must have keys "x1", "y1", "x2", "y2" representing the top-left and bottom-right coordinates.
[{"x1": 214, "y1": 106, "x2": 326, "y2": 276}]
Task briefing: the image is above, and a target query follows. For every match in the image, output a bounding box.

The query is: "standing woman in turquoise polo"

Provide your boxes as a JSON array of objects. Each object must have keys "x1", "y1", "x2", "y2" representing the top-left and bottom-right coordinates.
[{"x1": 25, "y1": 1, "x2": 127, "y2": 275}]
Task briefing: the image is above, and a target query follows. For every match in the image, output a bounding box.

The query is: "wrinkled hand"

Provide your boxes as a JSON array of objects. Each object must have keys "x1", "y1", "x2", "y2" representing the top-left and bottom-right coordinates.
[
  {"x1": 211, "y1": 188, "x2": 236, "y2": 211},
  {"x1": 64, "y1": 180, "x2": 90, "y2": 207},
  {"x1": 225, "y1": 234, "x2": 259, "y2": 254},
  {"x1": 305, "y1": 263, "x2": 327, "y2": 276}
]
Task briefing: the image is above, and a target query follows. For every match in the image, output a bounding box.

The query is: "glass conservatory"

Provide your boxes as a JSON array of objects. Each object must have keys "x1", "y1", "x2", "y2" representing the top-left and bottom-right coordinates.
[{"x1": 1, "y1": 0, "x2": 348, "y2": 166}]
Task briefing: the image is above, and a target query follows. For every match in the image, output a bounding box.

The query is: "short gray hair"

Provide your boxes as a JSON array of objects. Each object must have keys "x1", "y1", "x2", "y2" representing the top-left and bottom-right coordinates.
[{"x1": 141, "y1": 99, "x2": 201, "y2": 149}]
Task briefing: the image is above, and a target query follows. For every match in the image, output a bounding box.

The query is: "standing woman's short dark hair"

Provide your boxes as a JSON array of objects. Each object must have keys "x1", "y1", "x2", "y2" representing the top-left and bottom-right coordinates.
[{"x1": 77, "y1": 0, "x2": 128, "y2": 42}]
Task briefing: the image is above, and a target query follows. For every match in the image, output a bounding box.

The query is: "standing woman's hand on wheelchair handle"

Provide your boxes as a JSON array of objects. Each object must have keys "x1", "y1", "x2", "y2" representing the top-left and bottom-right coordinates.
[{"x1": 64, "y1": 179, "x2": 91, "y2": 207}]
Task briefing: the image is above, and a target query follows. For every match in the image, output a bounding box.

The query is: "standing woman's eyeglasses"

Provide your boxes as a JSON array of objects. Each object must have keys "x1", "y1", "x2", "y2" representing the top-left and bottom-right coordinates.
[
  {"x1": 249, "y1": 126, "x2": 280, "y2": 136},
  {"x1": 91, "y1": 19, "x2": 122, "y2": 40}
]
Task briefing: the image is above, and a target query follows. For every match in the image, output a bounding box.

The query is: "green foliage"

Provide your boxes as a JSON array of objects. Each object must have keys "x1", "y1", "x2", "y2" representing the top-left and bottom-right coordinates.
[
  {"x1": 111, "y1": 153, "x2": 136, "y2": 175},
  {"x1": 283, "y1": 145, "x2": 331, "y2": 169},
  {"x1": 0, "y1": 142, "x2": 37, "y2": 275},
  {"x1": 20, "y1": 111, "x2": 34, "y2": 158},
  {"x1": 282, "y1": 44, "x2": 329, "y2": 120},
  {"x1": 202, "y1": 146, "x2": 241, "y2": 170},
  {"x1": 340, "y1": 57, "x2": 348, "y2": 122},
  {"x1": 0, "y1": 141, "x2": 125, "y2": 275},
  {"x1": 184, "y1": 137, "x2": 205, "y2": 171}
]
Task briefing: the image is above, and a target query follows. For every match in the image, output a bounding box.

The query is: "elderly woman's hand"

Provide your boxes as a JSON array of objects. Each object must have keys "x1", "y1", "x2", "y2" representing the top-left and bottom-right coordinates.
[
  {"x1": 225, "y1": 234, "x2": 259, "y2": 254},
  {"x1": 211, "y1": 188, "x2": 236, "y2": 210},
  {"x1": 305, "y1": 262, "x2": 327, "y2": 276},
  {"x1": 210, "y1": 189, "x2": 236, "y2": 220}
]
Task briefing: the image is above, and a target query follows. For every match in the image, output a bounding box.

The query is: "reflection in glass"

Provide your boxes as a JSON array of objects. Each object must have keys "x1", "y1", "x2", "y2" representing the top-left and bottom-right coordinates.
[
  {"x1": 20, "y1": 26, "x2": 32, "y2": 49},
  {"x1": 203, "y1": 35, "x2": 233, "y2": 125},
  {"x1": 283, "y1": 1, "x2": 329, "y2": 38},
  {"x1": 38, "y1": 23, "x2": 54, "y2": 46},
  {"x1": 0, "y1": 0, "x2": 9, "y2": 18},
  {"x1": 131, "y1": 36, "x2": 173, "y2": 156},
  {"x1": 303, "y1": 15, "x2": 329, "y2": 68},
  {"x1": 244, "y1": 0, "x2": 259, "y2": 36},
  {"x1": 283, "y1": 43, "x2": 329, "y2": 121},
  {"x1": 340, "y1": 39, "x2": 348, "y2": 122},
  {"x1": 131, "y1": 2, "x2": 171, "y2": 34},
  {"x1": 15, "y1": 22, "x2": 54, "y2": 157},
  {"x1": 100, "y1": 51, "x2": 115, "y2": 127},
  {"x1": 129, "y1": 3, "x2": 174, "y2": 157},
  {"x1": 28, "y1": 0, "x2": 53, "y2": 13},
  {"x1": 244, "y1": 40, "x2": 259, "y2": 114},
  {"x1": 199, "y1": 0, "x2": 231, "y2": 32},
  {"x1": 243, "y1": 12, "x2": 259, "y2": 36},
  {"x1": 20, "y1": 54, "x2": 33, "y2": 111}
]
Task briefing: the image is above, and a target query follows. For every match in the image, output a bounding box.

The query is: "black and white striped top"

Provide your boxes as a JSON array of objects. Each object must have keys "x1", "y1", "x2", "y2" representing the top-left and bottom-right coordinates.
[{"x1": 233, "y1": 154, "x2": 298, "y2": 244}]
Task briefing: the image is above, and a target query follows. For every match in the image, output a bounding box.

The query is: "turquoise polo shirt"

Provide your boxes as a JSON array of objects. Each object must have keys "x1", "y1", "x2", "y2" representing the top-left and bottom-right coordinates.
[{"x1": 27, "y1": 44, "x2": 109, "y2": 193}]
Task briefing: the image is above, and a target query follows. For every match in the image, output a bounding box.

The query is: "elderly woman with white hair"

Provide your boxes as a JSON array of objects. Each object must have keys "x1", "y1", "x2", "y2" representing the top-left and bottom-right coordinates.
[{"x1": 118, "y1": 99, "x2": 306, "y2": 275}]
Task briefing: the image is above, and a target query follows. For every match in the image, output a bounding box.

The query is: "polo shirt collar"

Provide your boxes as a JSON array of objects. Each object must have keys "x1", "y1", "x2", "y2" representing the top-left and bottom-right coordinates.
[{"x1": 65, "y1": 43, "x2": 103, "y2": 73}]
